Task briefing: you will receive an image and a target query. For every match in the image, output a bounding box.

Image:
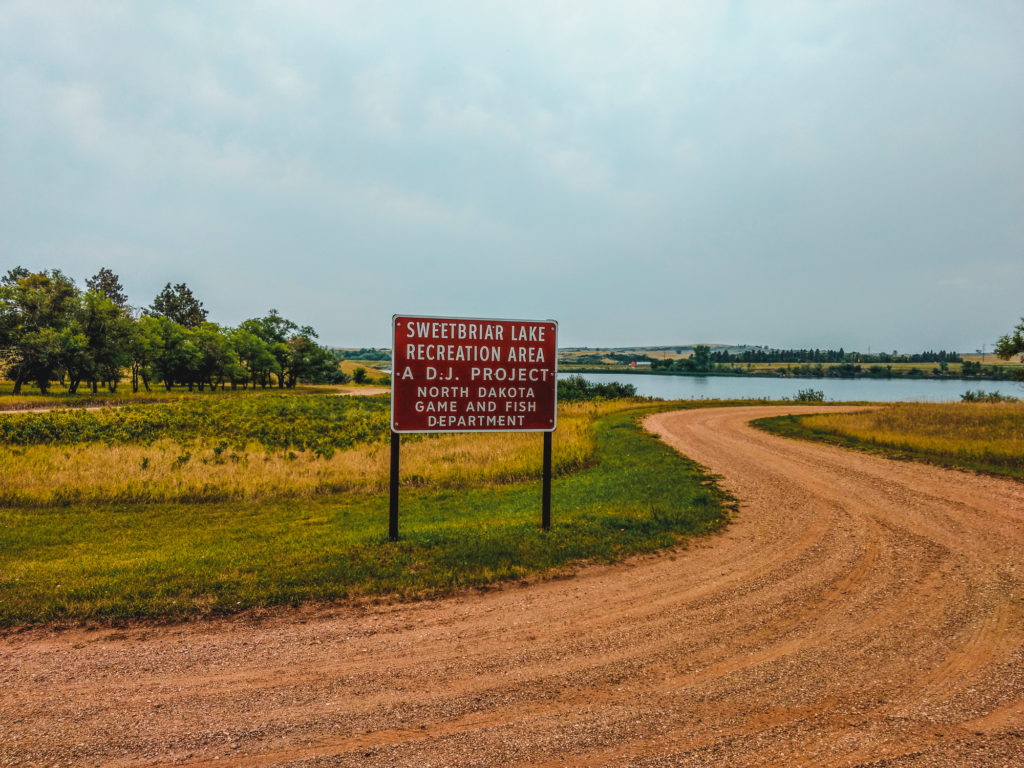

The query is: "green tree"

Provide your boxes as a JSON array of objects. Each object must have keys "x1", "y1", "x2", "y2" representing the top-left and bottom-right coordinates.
[
  {"x1": 229, "y1": 327, "x2": 278, "y2": 389},
  {"x1": 56, "y1": 323, "x2": 91, "y2": 394},
  {"x1": 85, "y1": 267, "x2": 129, "y2": 309},
  {"x1": 0, "y1": 269, "x2": 79, "y2": 394},
  {"x1": 995, "y1": 318, "x2": 1024, "y2": 363},
  {"x1": 148, "y1": 282, "x2": 208, "y2": 328},
  {"x1": 128, "y1": 315, "x2": 164, "y2": 392},
  {"x1": 690, "y1": 344, "x2": 712, "y2": 372},
  {"x1": 0, "y1": 269, "x2": 28, "y2": 370},
  {"x1": 240, "y1": 310, "x2": 297, "y2": 387},
  {"x1": 191, "y1": 322, "x2": 244, "y2": 390},
  {"x1": 75, "y1": 290, "x2": 133, "y2": 392},
  {"x1": 150, "y1": 317, "x2": 199, "y2": 390},
  {"x1": 284, "y1": 332, "x2": 336, "y2": 386}
]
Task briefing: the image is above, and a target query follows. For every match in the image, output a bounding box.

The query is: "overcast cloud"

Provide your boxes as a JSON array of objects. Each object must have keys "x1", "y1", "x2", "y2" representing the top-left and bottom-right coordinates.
[{"x1": 2, "y1": 1, "x2": 1022, "y2": 350}]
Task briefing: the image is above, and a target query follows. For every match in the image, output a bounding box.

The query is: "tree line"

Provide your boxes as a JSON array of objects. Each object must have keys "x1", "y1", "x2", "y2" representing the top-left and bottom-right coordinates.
[
  {"x1": 705, "y1": 347, "x2": 963, "y2": 365},
  {"x1": 646, "y1": 344, "x2": 1019, "y2": 379},
  {"x1": 0, "y1": 267, "x2": 345, "y2": 395},
  {"x1": 650, "y1": 345, "x2": 965, "y2": 373}
]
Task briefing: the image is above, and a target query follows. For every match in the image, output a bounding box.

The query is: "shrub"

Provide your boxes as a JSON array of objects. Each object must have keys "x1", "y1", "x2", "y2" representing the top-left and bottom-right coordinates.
[
  {"x1": 794, "y1": 388, "x2": 826, "y2": 403},
  {"x1": 961, "y1": 389, "x2": 1018, "y2": 403},
  {"x1": 558, "y1": 374, "x2": 638, "y2": 402}
]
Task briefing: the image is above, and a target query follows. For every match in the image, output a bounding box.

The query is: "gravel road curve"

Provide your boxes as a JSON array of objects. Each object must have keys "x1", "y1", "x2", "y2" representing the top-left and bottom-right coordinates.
[{"x1": 2, "y1": 405, "x2": 1022, "y2": 766}]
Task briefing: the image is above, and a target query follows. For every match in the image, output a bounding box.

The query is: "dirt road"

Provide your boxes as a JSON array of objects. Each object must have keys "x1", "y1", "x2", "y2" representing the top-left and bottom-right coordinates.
[{"x1": 2, "y1": 406, "x2": 1022, "y2": 766}]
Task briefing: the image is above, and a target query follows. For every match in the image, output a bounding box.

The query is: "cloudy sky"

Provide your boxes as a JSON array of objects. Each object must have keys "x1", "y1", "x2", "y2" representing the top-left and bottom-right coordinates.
[{"x1": 2, "y1": 1, "x2": 1022, "y2": 351}]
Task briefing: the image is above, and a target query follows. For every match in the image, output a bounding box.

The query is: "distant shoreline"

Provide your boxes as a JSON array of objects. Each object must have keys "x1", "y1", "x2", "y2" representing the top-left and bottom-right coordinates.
[{"x1": 558, "y1": 366, "x2": 1018, "y2": 383}]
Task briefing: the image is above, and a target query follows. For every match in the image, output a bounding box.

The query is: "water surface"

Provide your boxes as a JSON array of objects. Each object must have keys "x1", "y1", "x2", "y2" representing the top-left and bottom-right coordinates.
[{"x1": 560, "y1": 372, "x2": 1021, "y2": 402}]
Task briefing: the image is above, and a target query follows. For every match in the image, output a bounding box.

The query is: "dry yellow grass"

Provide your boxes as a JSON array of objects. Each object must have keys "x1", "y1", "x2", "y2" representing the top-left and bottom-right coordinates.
[
  {"x1": 961, "y1": 354, "x2": 1022, "y2": 366},
  {"x1": 796, "y1": 402, "x2": 1024, "y2": 476},
  {"x1": 0, "y1": 402, "x2": 620, "y2": 507}
]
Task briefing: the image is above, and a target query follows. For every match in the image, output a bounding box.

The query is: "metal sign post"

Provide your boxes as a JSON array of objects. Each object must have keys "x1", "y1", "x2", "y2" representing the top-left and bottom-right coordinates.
[
  {"x1": 542, "y1": 431, "x2": 552, "y2": 530},
  {"x1": 389, "y1": 430, "x2": 400, "y2": 542},
  {"x1": 388, "y1": 314, "x2": 558, "y2": 539}
]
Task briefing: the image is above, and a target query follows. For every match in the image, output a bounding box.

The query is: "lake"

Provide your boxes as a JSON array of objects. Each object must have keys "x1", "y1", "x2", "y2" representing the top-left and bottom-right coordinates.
[{"x1": 560, "y1": 372, "x2": 1022, "y2": 402}]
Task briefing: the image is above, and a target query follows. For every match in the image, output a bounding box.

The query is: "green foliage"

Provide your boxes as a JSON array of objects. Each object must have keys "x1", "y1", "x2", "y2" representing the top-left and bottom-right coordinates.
[
  {"x1": 335, "y1": 347, "x2": 390, "y2": 361},
  {"x1": 0, "y1": 405, "x2": 732, "y2": 625},
  {"x1": 352, "y1": 366, "x2": 368, "y2": 384},
  {"x1": 825, "y1": 363, "x2": 861, "y2": 377},
  {"x1": 557, "y1": 374, "x2": 638, "y2": 401},
  {"x1": 794, "y1": 388, "x2": 825, "y2": 402},
  {"x1": 690, "y1": 344, "x2": 712, "y2": 371},
  {"x1": 0, "y1": 395, "x2": 391, "y2": 453},
  {"x1": 286, "y1": 333, "x2": 337, "y2": 385},
  {"x1": 148, "y1": 282, "x2": 208, "y2": 328},
  {"x1": 996, "y1": 318, "x2": 1024, "y2": 378},
  {"x1": 85, "y1": 267, "x2": 128, "y2": 308},
  {"x1": 649, "y1": 345, "x2": 712, "y2": 373},
  {"x1": 0, "y1": 267, "x2": 79, "y2": 393},
  {"x1": 238, "y1": 309, "x2": 336, "y2": 386},
  {"x1": 57, "y1": 289, "x2": 137, "y2": 394},
  {"x1": 229, "y1": 326, "x2": 278, "y2": 386},
  {"x1": 2, "y1": 269, "x2": 338, "y2": 393},
  {"x1": 960, "y1": 389, "x2": 1018, "y2": 403},
  {"x1": 326, "y1": 368, "x2": 351, "y2": 384},
  {"x1": 708, "y1": 347, "x2": 962, "y2": 365},
  {"x1": 645, "y1": 347, "x2": 985, "y2": 380}
]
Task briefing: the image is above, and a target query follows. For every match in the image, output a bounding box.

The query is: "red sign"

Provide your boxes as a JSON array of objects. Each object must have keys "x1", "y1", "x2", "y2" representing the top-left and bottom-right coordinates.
[{"x1": 391, "y1": 315, "x2": 558, "y2": 433}]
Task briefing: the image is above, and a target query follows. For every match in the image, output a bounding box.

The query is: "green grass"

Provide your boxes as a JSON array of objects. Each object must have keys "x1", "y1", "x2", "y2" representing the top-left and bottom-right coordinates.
[
  {"x1": 0, "y1": 394, "x2": 391, "y2": 454},
  {"x1": 0, "y1": 403, "x2": 732, "y2": 626},
  {"x1": 0, "y1": 380, "x2": 357, "y2": 411},
  {"x1": 0, "y1": 399, "x2": 603, "y2": 507},
  {"x1": 753, "y1": 402, "x2": 1024, "y2": 482}
]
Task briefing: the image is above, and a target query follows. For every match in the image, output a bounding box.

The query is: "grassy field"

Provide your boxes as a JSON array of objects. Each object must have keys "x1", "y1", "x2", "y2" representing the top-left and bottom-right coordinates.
[
  {"x1": 0, "y1": 396, "x2": 605, "y2": 507},
  {"x1": 0, "y1": 399, "x2": 737, "y2": 625},
  {"x1": 0, "y1": 381, "x2": 373, "y2": 411},
  {"x1": 753, "y1": 402, "x2": 1024, "y2": 481},
  {"x1": 961, "y1": 354, "x2": 1019, "y2": 365}
]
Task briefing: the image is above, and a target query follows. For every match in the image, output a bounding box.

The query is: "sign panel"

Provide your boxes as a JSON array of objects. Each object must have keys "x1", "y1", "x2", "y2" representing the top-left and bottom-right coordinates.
[{"x1": 391, "y1": 315, "x2": 557, "y2": 433}]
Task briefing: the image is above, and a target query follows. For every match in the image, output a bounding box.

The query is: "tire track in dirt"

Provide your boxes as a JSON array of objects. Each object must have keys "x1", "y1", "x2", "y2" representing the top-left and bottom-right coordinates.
[{"x1": 1, "y1": 405, "x2": 1021, "y2": 766}]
